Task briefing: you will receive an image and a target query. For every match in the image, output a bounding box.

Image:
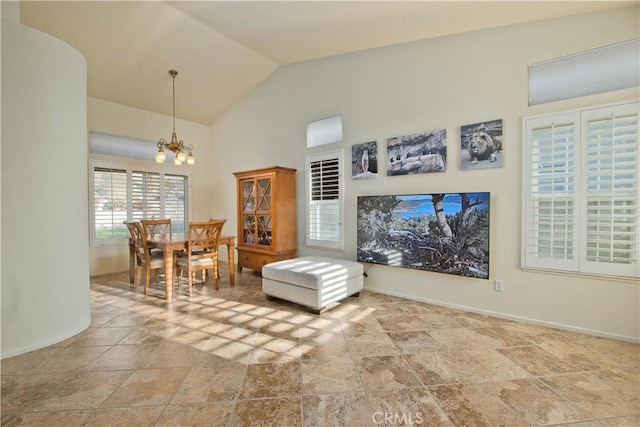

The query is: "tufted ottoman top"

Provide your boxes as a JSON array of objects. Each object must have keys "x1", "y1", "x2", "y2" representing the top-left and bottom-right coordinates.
[{"x1": 262, "y1": 256, "x2": 363, "y2": 290}]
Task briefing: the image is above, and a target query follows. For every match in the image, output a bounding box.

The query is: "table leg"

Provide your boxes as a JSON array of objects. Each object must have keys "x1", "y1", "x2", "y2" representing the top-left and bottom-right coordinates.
[
  {"x1": 129, "y1": 241, "x2": 135, "y2": 284},
  {"x1": 227, "y1": 242, "x2": 235, "y2": 286},
  {"x1": 164, "y1": 248, "x2": 174, "y2": 300}
]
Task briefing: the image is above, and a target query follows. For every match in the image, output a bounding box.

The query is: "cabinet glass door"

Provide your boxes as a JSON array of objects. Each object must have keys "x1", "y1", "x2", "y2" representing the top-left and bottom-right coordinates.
[
  {"x1": 241, "y1": 180, "x2": 256, "y2": 244},
  {"x1": 241, "y1": 181, "x2": 255, "y2": 211},
  {"x1": 240, "y1": 177, "x2": 273, "y2": 248},
  {"x1": 256, "y1": 178, "x2": 272, "y2": 211},
  {"x1": 256, "y1": 214, "x2": 272, "y2": 247},
  {"x1": 255, "y1": 178, "x2": 272, "y2": 248},
  {"x1": 242, "y1": 213, "x2": 256, "y2": 244}
]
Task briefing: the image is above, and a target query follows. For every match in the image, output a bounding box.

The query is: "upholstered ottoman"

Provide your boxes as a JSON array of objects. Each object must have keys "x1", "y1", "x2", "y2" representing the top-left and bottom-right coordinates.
[{"x1": 262, "y1": 256, "x2": 364, "y2": 314}]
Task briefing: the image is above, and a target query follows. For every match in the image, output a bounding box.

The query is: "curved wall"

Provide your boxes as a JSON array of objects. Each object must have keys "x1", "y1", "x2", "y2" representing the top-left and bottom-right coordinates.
[{"x1": 1, "y1": 20, "x2": 90, "y2": 358}]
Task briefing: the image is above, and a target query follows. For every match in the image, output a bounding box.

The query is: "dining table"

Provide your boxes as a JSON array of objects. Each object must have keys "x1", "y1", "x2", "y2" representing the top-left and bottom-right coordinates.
[{"x1": 129, "y1": 234, "x2": 236, "y2": 300}]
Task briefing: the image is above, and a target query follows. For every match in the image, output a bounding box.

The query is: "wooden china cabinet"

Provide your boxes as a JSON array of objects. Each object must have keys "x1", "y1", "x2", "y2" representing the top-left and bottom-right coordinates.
[{"x1": 233, "y1": 166, "x2": 297, "y2": 273}]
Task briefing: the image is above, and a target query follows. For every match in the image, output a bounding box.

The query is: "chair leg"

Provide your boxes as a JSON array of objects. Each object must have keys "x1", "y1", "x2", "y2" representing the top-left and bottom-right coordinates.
[
  {"x1": 135, "y1": 266, "x2": 142, "y2": 287},
  {"x1": 187, "y1": 269, "x2": 193, "y2": 296},
  {"x1": 176, "y1": 267, "x2": 182, "y2": 292},
  {"x1": 144, "y1": 267, "x2": 150, "y2": 295},
  {"x1": 213, "y1": 257, "x2": 219, "y2": 290}
]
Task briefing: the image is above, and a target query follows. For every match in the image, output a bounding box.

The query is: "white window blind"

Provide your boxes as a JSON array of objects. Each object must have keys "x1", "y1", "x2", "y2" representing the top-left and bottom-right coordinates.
[
  {"x1": 90, "y1": 160, "x2": 191, "y2": 245},
  {"x1": 93, "y1": 167, "x2": 128, "y2": 241},
  {"x1": 581, "y1": 105, "x2": 639, "y2": 277},
  {"x1": 164, "y1": 173, "x2": 189, "y2": 234},
  {"x1": 523, "y1": 101, "x2": 639, "y2": 279},
  {"x1": 306, "y1": 150, "x2": 344, "y2": 250},
  {"x1": 132, "y1": 171, "x2": 161, "y2": 221}
]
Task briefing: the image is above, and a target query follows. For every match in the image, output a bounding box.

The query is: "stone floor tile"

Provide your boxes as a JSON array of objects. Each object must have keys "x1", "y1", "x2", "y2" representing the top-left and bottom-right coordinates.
[
  {"x1": 100, "y1": 368, "x2": 190, "y2": 407},
  {"x1": 83, "y1": 406, "x2": 165, "y2": 426},
  {"x1": 233, "y1": 396, "x2": 302, "y2": 426},
  {"x1": 302, "y1": 392, "x2": 373, "y2": 426},
  {"x1": 239, "y1": 361, "x2": 301, "y2": 399},
  {"x1": 157, "y1": 402, "x2": 235, "y2": 427}
]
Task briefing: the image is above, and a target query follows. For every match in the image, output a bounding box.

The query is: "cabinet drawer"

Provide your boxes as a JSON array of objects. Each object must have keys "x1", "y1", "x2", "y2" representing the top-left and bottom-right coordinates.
[
  {"x1": 254, "y1": 254, "x2": 274, "y2": 270},
  {"x1": 238, "y1": 251, "x2": 257, "y2": 269},
  {"x1": 238, "y1": 252, "x2": 274, "y2": 272}
]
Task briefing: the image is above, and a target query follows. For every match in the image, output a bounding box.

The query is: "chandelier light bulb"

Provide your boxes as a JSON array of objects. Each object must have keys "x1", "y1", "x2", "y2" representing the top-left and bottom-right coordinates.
[{"x1": 155, "y1": 149, "x2": 166, "y2": 163}]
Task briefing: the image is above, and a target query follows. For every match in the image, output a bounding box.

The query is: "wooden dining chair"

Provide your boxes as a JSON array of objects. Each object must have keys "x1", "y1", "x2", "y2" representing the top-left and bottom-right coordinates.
[
  {"x1": 124, "y1": 221, "x2": 165, "y2": 295},
  {"x1": 175, "y1": 219, "x2": 226, "y2": 296},
  {"x1": 141, "y1": 218, "x2": 172, "y2": 242}
]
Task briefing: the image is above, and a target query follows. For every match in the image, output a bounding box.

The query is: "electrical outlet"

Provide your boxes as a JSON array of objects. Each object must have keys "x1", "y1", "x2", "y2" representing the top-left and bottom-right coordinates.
[{"x1": 494, "y1": 279, "x2": 504, "y2": 292}]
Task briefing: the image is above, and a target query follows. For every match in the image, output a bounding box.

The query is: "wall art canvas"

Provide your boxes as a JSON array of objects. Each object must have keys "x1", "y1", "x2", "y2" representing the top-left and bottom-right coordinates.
[
  {"x1": 357, "y1": 192, "x2": 490, "y2": 279},
  {"x1": 460, "y1": 119, "x2": 503, "y2": 170},
  {"x1": 352, "y1": 141, "x2": 378, "y2": 179},
  {"x1": 386, "y1": 129, "x2": 447, "y2": 176}
]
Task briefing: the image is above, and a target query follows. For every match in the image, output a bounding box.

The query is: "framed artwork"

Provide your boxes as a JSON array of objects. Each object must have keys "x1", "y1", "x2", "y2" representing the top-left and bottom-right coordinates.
[
  {"x1": 352, "y1": 141, "x2": 378, "y2": 179},
  {"x1": 357, "y1": 192, "x2": 490, "y2": 279},
  {"x1": 460, "y1": 119, "x2": 503, "y2": 170},
  {"x1": 386, "y1": 129, "x2": 447, "y2": 176}
]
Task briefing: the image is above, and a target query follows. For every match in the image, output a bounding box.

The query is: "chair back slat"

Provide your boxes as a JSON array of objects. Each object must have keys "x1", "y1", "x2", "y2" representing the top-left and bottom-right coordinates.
[
  {"x1": 125, "y1": 221, "x2": 144, "y2": 257},
  {"x1": 124, "y1": 221, "x2": 165, "y2": 295},
  {"x1": 141, "y1": 219, "x2": 172, "y2": 242},
  {"x1": 124, "y1": 221, "x2": 154, "y2": 264},
  {"x1": 187, "y1": 220, "x2": 226, "y2": 254}
]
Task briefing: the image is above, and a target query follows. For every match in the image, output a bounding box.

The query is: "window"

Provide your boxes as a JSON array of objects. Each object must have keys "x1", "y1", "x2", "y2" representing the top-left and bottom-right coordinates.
[
  {"x1": 522, "y1": 101, "x2": 639, "y2": 279},
  {"x1": 90, "y1": 160, "x2": 191, "y2": 245},
  {"x1": 306, "y1": 150, "x2": 344, "y2": 250}
]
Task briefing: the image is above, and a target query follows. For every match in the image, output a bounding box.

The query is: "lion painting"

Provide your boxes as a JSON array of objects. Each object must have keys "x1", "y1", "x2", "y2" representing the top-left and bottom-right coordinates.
[{"x1": 468, "y1": 131, "x2": 502, "y2": 164}]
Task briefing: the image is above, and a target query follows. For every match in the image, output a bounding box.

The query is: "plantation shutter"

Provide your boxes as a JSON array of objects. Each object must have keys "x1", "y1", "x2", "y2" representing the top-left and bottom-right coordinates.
[
  {"x1": 523, "y1": 101, "x2": 639, "y2": 279},
  {"x1": 525, "y1": 114, "x2": 578, "y2": 271},
  {"x1": 306, "y1": 150, "x2": 344, "y2": 249},
  {"x1": 93, "y1": 167, "x2": 128, "y2": 242},
  {"x1": 165, "y1": 173, "x2": 189, "y2": 235},
  {"x1": 580, "y1": 104, "x2": 639, "y2": 277},
  {"x1": 131, "y1": 171, "x2": 161, "y2": 221},
  {"x1": 90, "y1": 159, "x2": 192, "y2": 245}
]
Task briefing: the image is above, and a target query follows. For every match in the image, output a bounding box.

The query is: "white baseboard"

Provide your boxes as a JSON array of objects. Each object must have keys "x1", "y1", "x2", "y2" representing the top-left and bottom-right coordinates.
[
  {"x1": 364, "y1": 286, "x2": 639, "y2": 344},
  {"x1": 1, "y1": 317, "x2": 91, "y2": 359}
]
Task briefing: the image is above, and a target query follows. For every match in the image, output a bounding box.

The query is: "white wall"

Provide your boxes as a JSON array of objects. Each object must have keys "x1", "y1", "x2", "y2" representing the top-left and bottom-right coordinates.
[
  {"x1": 87, "y1": 98, "x2": 222, "y2": 275},
  {"x1": 1, "y1": 1, "x2": 20, "y2": 22},
  {"x1": 211, "y1": 7, "x2": 640, "y2": 341},
  {"x1": 1, "y1": 20, "x2": 90, "y2": 357}
]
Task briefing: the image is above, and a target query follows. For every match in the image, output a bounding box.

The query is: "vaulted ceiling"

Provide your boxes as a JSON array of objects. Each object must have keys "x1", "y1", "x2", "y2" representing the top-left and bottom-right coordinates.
[{"x1": 18, "y1": 1, "x2": 634, "y2": 125}]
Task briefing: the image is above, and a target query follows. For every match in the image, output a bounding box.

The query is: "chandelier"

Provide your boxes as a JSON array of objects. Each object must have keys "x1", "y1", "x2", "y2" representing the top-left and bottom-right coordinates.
[{"x1": 155, "y1": 69, "x2": 195, "y2": 165}]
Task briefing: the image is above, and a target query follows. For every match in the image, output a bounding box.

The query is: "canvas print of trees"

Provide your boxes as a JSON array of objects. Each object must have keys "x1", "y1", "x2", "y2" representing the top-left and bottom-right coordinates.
[
  {"x1": 386, "y1": 129, "x2": 447, "y2": 175},
  {"x1": 357, "y1": 192, "x2": 490, "y2": 279}
]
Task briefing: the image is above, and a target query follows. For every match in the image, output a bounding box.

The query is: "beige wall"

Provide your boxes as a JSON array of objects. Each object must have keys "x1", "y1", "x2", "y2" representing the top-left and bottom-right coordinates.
[{"x1": 210, "y1": 7, "x2": 639, "y2": 341}]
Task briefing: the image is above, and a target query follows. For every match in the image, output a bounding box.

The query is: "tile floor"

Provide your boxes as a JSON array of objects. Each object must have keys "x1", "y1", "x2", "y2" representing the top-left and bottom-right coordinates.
[{"x1": 1, "y1": 266, "x2": 638, "y2": 426}]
